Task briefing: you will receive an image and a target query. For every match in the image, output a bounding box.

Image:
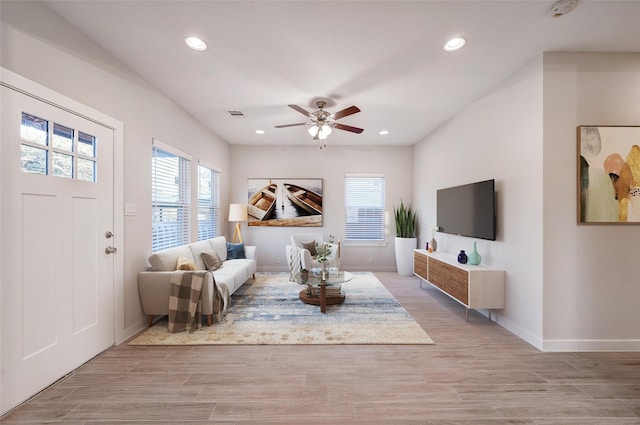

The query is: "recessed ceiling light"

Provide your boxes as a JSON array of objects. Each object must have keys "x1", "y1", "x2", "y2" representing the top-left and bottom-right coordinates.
[
  {"x1": 185, "y1": 36, "x2": 207, "y2": 51},
  {"x1": 255, "y1": 130, "x2": 265, "y2": 134},
  {"x1": 379, "y1": 130, "x2": 389, "y2": 135},
  {"x1": 444, "y1": 37, "x2": 466, "y2": 52}
]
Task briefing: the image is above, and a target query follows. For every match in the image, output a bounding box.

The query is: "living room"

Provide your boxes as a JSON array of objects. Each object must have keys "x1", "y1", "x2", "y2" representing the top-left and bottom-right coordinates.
[
  {"x1": 1, "y1": 0, "x2": 640, "y2": 420},
  {"x1": 3, "y1": 0, "x2": 639, "y2": 354}
]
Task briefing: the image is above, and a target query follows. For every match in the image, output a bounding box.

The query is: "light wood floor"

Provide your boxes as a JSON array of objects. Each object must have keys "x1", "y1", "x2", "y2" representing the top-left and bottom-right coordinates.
[{"x1": 3, "y1": 272, "x2": 640, "y2": 424}]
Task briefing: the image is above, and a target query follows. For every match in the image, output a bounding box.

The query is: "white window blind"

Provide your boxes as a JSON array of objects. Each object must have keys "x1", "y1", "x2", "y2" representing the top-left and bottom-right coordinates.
[
  {"x1": 151, "y1": 140, "x2": 191, "y2": 252},
  {"x1": 197, "y1": 162, "x2": 220, "y2": 241},
  {"x1": 344, "y1": 174, "x2": 386, "y2": 242}
]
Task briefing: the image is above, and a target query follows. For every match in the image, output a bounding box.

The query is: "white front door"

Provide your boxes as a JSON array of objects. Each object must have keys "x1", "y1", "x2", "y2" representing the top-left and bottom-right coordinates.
[{"x1": 1, "y1": 85, "x2": 115, "y2": 413}]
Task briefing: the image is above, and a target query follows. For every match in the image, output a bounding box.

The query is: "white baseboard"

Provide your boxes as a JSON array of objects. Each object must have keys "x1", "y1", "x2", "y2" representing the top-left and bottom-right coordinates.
[
  {"x1": 542, "y1": 339, "x2": 640, "y2": 352},
  {"x1": 492, "y1": 314, "x2": 544, "y2": 351},
  {"x1": 116, "y1": 318, "x2": 148, "y2": 345}
]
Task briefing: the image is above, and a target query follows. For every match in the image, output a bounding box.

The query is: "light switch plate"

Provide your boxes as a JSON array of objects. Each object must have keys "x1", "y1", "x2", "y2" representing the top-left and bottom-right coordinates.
[{"x1": 124, "y1": 203, "x2": 138, "y2": 216}]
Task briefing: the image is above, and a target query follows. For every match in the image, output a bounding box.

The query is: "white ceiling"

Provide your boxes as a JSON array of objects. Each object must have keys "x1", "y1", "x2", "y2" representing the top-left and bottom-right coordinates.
[{"x1": 43, "y1": 1, "x2": 640, "y2": 147}]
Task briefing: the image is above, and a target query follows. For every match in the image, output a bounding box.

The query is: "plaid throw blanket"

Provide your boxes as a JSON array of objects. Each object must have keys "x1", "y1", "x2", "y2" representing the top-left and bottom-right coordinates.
[
  {"x1": 211, "y1": 277, "x2": 230, "y2": 325},
  {"x1": 168, "y1": 271, "x2": 207, "y2": 333}
]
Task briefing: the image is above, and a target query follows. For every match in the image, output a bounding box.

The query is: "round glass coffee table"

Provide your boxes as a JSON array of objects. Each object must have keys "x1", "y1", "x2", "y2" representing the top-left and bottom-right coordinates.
[{"x1": 295, "y1": 270, "x2": 353, "y2": 313}]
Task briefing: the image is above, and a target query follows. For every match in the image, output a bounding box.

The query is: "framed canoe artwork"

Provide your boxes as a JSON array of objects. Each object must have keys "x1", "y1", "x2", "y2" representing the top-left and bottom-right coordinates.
[
  {"x1": 247, "y1": 178, "x2": 323, "y2": 227},
  {"x1": 578, "y1": 126, "x2": 640, "y2": 223}
]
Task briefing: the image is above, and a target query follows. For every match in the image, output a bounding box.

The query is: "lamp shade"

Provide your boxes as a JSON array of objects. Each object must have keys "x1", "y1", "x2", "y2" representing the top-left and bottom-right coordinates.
[
  {"x1": 318, "y1": 124, "x2": 332, "y2": 140},
  {"x1": 228, "y1": 203, "x2": 248, "y2": 222}
]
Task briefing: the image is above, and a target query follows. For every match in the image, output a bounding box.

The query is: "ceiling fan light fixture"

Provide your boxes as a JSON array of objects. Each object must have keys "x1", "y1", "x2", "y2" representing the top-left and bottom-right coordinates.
[
  {"x1": 444, "y1": 37, "x2": 466, "y2": 52},
  {"x1": 276, "y1": 101, "x2": 363, "y2": 139},
  {"x1": 185, "y1": 36, "x2": 207, "y2": 51}
]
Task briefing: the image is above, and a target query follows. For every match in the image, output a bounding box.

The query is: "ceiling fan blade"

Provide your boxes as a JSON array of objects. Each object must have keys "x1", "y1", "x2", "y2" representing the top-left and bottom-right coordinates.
[
  {"x1": 332, "y1": 105, "x2": 360, "y2": 120},
  {"x1": 274, "y1": 123, "x2": 307, "y2": 128},
  {"x1": 288, "y1": 104, "x2": 311, "y2": 117},
  {"x1": 334, "y1": 123, "x2": 364, "y2": 134}
]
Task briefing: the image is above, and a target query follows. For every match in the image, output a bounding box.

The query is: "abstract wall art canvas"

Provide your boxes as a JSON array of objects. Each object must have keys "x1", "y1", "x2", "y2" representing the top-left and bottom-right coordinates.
[
  {"x1": 578, "y1": 126, "x2": 640, "y2": 223},
  {"x1": 247, "y1": 178, "x2": 323, "y2": 227}
]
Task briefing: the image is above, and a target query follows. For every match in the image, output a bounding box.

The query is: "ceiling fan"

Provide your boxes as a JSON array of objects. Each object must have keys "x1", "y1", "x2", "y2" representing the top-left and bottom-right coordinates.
[{"x1": 275, "y1": 100, "x2": 364, "y2": 143}]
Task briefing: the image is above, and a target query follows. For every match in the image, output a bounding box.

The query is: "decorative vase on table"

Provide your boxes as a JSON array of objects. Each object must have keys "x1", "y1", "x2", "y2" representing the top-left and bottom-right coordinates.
[
  {"x1": 429, "y1": 226, "x2": 439, "y2": 252},
  {"x1": 457, "y1": 250, "x2": 468, "y2": 264},
  {"x1": 467, "y1": 242, "x2": 482, "y2": 265}
]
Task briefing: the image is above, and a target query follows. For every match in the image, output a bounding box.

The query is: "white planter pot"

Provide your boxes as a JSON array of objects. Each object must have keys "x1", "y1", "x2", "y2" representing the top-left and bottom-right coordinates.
[{"x1": 394, "y1": 237, "x2": 417, "y2": 276}]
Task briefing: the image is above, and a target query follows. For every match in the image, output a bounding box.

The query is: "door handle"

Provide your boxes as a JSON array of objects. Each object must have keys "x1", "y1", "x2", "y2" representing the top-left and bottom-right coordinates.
[{"x1": 105, "y1": 246, "x2": 117, "y2": 254}]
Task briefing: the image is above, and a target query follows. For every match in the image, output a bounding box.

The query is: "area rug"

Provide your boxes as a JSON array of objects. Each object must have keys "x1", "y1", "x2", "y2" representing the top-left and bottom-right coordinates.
[{"x1": 128, "y1": 272, "x2": 433, "y2": 345}]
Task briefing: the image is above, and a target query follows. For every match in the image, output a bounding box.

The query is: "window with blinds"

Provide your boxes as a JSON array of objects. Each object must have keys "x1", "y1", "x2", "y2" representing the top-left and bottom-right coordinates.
[
  {"x1": 197, "y1": 162, "x2": 220, "y2": 241},
  {"x1": 344, "y1": 174, "x2": 386, "y2": 243},
  {"x1": 151, "y1": 140, "x2": 191, "y2": 252}
]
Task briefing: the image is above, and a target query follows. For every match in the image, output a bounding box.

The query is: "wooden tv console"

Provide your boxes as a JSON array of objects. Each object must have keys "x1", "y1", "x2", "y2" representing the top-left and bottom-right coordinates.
[{"x1": 413, "y1": 249, "x2": 505, "y2": 321}]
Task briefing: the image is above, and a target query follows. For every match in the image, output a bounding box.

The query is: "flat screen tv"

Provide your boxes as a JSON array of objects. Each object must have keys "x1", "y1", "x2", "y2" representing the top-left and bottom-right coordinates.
[{"x1": 436, "y1": 179, "x2": 496, "y2": 241}]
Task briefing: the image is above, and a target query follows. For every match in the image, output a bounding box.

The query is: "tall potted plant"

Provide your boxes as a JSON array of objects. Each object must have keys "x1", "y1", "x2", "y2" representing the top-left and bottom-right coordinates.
[{"x1": 394, "y1": 200, "x2": 417, "y2": 276}]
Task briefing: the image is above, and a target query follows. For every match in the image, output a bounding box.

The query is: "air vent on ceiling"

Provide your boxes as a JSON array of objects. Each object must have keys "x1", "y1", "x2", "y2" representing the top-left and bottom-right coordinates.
[
  {"x1": 228, "y1": 110, "x2": 244, "y2": 116},
  {"x1": 548, "y1": 0, "x2": 578, "y2": 17}
]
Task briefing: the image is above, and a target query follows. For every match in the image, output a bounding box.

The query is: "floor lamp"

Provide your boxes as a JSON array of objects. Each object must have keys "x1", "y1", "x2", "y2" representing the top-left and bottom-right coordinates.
[{"x1": 229, "y1": 203, "x2": 248, "y2": 243}]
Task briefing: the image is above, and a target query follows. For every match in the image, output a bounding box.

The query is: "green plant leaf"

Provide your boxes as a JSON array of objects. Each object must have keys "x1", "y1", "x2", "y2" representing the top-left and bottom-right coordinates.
[{"x1": 394, "y1": 199, "x2": 417, "y2": 238}]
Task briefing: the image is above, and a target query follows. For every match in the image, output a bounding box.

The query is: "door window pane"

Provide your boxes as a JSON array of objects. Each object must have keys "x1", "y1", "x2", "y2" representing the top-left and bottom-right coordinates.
[
  {"x1": 21, "y1": 145, "x2": 47, "y2": 175},
  {"x1": 52, "y1": 152, "x2": 73, "y2": 178},
  {"x1": 21, "y1": 113, "x2": 48, "y2": 146},
  {"x1": 77, "y1": 158, "x2": 96, "y2": 182},
  {"x1": 52, "y1": 123, "x2": 74, "y2": 152},
  {"x1": 78, "y1": 132, "x2": 96, "y2": 157}
]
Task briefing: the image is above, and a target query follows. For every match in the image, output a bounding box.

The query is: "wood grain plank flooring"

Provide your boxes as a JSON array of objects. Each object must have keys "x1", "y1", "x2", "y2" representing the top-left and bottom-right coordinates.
[{"x1": 2, "y1": 272, "x2": 639, "y2": 424}]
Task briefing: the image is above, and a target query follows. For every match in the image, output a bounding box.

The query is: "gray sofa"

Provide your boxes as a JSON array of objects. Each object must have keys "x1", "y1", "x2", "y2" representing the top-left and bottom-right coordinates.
[{"x1": 138, "y1": 236, "x2": 257, "y2": 326}]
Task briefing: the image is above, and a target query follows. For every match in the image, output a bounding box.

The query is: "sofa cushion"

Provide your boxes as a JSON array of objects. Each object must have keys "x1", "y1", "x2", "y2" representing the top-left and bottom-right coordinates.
[
  {"x1": 201, "y1": 250, "x2": 223, "y2": 271},
  {"x1": 148, "y1": 245, "x2": 194, "y2": 271},
  {"x1": 226, "y1": 242, "x2": 246, "y2": 259},
  {"x1": 209, "y1": 236, "x2": 228, "y2": 262},
  {"x1": 215, "y1": 259, "x2": 255, "y2": 293},
  {"x1": 212, "y1": 268, "x2": 238, "y2": 293},
  {"x1": 188, "y1": 239, "x2": 216, "y2": 270},
  {"x1": 301, "y1": 240, "x2": 317, "y2": 256},
  {"x1": 176, "y1": 255, "x2": 196, "y2": 270}
]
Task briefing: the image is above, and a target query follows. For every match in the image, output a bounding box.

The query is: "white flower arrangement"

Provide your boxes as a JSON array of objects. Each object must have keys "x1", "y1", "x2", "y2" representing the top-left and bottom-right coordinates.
[{"x1": 430, "y1": 226, "x2": 439, "y2": 238}]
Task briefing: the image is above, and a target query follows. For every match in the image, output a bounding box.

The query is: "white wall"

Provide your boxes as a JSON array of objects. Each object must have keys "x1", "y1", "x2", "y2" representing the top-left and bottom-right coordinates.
[
  {"x1": 542, "y1": 53, "x2": 640, "y2": 351},
  {"x1": 413, "y1": 56, "x2": 545, "y2": 348},
  {"x1": 230, "y1": 145, "x2": 414, "y2": 272},
  {"x1": 415, "y1": 52, "x2": 640, "y2": 351},
  {"x1": 1, "y1": 1, "x2": 232, "y2": 340}
]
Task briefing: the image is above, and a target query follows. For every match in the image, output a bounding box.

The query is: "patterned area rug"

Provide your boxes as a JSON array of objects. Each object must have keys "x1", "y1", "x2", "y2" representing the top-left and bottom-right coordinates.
[{"x1": 128, "y1": 272, "x2": 433, "y2": 345}]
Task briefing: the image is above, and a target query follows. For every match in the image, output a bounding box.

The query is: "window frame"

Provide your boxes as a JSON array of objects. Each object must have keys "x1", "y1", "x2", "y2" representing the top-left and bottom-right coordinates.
[
  {"x1": 151, "y1": 138, "x2": 191, "y2": 252},
  {"x1": 20, "y1": 112, "x2": 97, "y2": 182},
  {"x1": 344, "y1": 173, "x2": 387, "y2": 246},
  {"x1": 197, "y1": 160, "x2": 221, "y2": 241}
]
